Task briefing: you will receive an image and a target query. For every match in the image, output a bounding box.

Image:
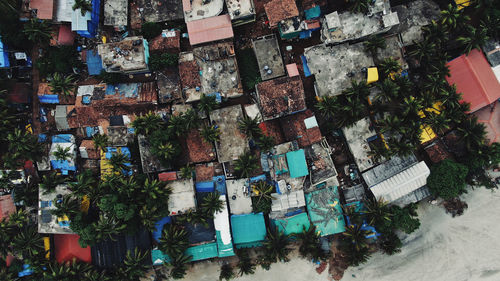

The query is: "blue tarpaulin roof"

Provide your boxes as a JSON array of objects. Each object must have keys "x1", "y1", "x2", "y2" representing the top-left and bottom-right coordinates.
[
  {"x1": 86, "y1": 50, "x2": 103, "y2": 75},
  {"x1": 301, "y1": 55, "x2": 311, "y2": 77},
  {"x1": 213, "y1": 176, "x2": 226, "y2": 195},
  {"x1": 105, "y1": 83, "x2": 139, "y2": 98},
  {"x1": 271, "y1": 212, "x2": 311, "y2": 236},
  {"x1": 39, "y1": 95, "x2": 60, "y2": 104},
  {"x1": 152, "y1": 216, "x2": 171, "y2": 242},
  {"x1": 52, "y1": 134, "x2": 74, "y2": 143},
  {"x1": 207, "y1": 92, "x2": 222, "y2": 103},
  {"x1": 0, "y1": 37, "x2": 9, "y2": 68},
  {"x1": 196, "y1": 181, "x2": 215, "y2": 193},
  {"x1": 231, "y1": 213, "x2": 266, "y2": 248},
  {"x1": 286, "y1": 150, "x2": 309, "y2": 178},
  {"x1": 305, "y1": 5, "x2": 321, "y2": 19}
]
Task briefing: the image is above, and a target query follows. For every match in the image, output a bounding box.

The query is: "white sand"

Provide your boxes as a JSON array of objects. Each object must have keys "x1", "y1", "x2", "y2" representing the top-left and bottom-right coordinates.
[{"x1": 181, "y1": 187, "x2": 500, "y2": 281}]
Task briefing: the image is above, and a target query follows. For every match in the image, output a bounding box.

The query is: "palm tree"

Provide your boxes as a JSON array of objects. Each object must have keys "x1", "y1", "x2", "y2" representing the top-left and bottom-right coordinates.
[
  {"x1": 315, "y1": 96, "x2": 339, "y2": 120},
  {"x1": 238, "y1": 116, "x2": 262, "y2": 140},
  {"x1": 457, "y1": 26, "x2": 489, "y2": 54},
  {"x1": 219, "y1": 264, "x2": 235, "y2": 281},
  {"x1": 179, "y1": 165, "x2": 194, "y2": 179},
  {"x1": 132, "y1": 112, "x2": 164, "y2": 136},
  {"x1": 363, "y1": 197, "x2": 392, "y2": 228},
  {"x1": 119, "y1": 249, "x2": 151, "y2": 281},
  {"x1": 183, "y1": 109, "x2": 201, "y2": 132},
  {"x1": 263, "y1": 227, "x2": 291, "y2": 262},
  {"x1": 376, "y1": 79, "x2": 400, "y2": 103},
  {"x1": 12, "y1": 226, "x2": 45, "y2": 259},
  {"x1": 142, "y1": 178, "x2": 170, "y2": 201},
  {"x1": 52, "y1": 145, "x2": 73, "y2": 161},
  {"x1": 169, "y1": 253, "x2": 192, "y2": 279},
  {"x1": 43, "y1": 260, "x2": 93, "y2": 281},
  {"x1": 153, "y1": 142, "x2": 180, "y2": 162},
  {"x1": 342, "y1": 224, "x2": 369, "y2": 252},
  {"x1": 139, "y1": 205, "x2": 163, "y2": 232},
  {"x1": 393, "y1": 76, "x2": 414, "y2": 95},
  {"x1": 198, "y1": 94, "x2": 219, "y2": 114},
  {"x1": 425, "y1": 110, "x2": 451, "y2": 135},
  {"x1": 234, "y1": 152, "x2": 259, "y2": 178},
  {"x1": 389, "y1": 140, "x2": 415, "y2": 157},
  {"x1": 422, "y1": 20, "x2": 450, "y2": 49},
  {"x1": 237, "y1": 249, "x2": 255, "y2": 276},
  {"x1": 39, "y1": 172, "x2": 65, "y2": 194},
  {"x1": 380, "y1": 231, "x2": 402, "y2": 255},
  {"x1": 93, "y1": 214, "x2": 126, "y2": 242},
  {"x1": 378, "y1": 57, "x2": 400, "y2": 77},
  {"x1": 158, "y1": 224, "x2": 190, "y2": 257},
  {"x1": 342, "y1": 205, "x2": 363, "y2": 226},
  {"x1": 92, "y1": 134, "x2": 109, "y2": 153},
  {"x1": 346, "y1": 0, "x2": 370, "y2": 14},
  {"x1": 440, "y1": 4, "x2": 470, "y2": 30},
  {"x1": 364, "y1": 35, "x2": 386, "y2": 56},
  {"x1": 49, "y1": 73, "x2": 76, "y2": 96},
  {"x1": 52, "y1": 194, "x2": 80, "y2": 218},
  {"x1": 409, "y1": 40, "x2": 437, "y2": 63},
  {"x1": 423, "y1": 74, "x2": 447, "y2": 95},
  {"x1": 6, "y1": 128, "x2": 43, "y2": 163},
  {"x1": 457, "y1": 116, "x2": 487, "y2": 150},
  {"x1": 72, "y1": 0, "x2": 92, "y2": 16},
  {"x1": 294, "y1": 225, "x2": 324, "y2": 260},
  {"x1": 168, "y1": 115, "x2": 186, "y2": 136},
  {"x1": 344, "y1": 80, "x2": 370, "y2": 100},
  {"x1": 256, "y1": 135, "x2": 275, "y2": 152},
  {"x1": 343, "y1": 244, "x2": 371, "y2": 266},
  {"x1": 252, "y1": 180, "x2": 274, "y2": 206},
  {"x1": 109, "y1": 152, "x2": 130, "y2": 172},
  {"x1": 201, "y1": 191, "x2": 224, "y2": 216},
  {"x1": 200, "y1": 125, "x2": 221, "y2": 143},
  {"x1": 23, "y1": 18, "x2": 52, "y2": 44}
]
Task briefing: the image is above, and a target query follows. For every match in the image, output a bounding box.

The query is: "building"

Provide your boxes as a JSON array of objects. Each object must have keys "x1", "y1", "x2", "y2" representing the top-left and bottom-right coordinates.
[
  {"x1": 446, "y1": 49, "x2": 500, "y2": 113},
  {"x1": 279, "y1": 110, "x2": 322, "y2": 148},
  {"x1": 256, "y1": 76, "x2": 306, "y2": 121},
  {"x1": 97, "y1": 37, "x2": 150, "y2": 74},
  {"x1": 186, "y1": 15, "x2": 234, "y2": 46},
  {"x1": 50, "y1": 25, "x2": 76, "y2": 46},
  {"x1": 252, "y1": 35, "x2": 285, "y2": 81},
  {"x1": 130, "y1": 0, "x2": 184, "y2": 29},
  {"x1": 178, "y1": 128, "x2": 217, "y2": 164},
  {"x1": 270, "y1": 212, "x2": 310, "y2": 235},
  {"x1": 55, "y1": 0, "x2": 74, "y2": 22},
  {"x1": 92, "y1": 229, "x2": 151, "y2": 268},
  {"x1": 226, "y1": 179, "x2": 253, "y2": 215},
  {"x1": 362, "y1": 155, "x2": 431, "y2": 205},
  {"x1": 390, "y1": 0, "x2": 440, "y2": 46},
  {"x1": 71, "y1": 0, "x2": 100, "y2": 38},
  {"x1": 209, "y1": 105, "x2": 249, "y2": 163},
  {"x1": 214, "y1": 195, "x2": 236, "y2": 257},
  {"x1": 79, "y1": 140, "x2": 99, "y2": 159},
  {"x1": 138, "y1": 134, "x2": 168, "y2": 173},
  {"x1": 157, "y1": 72, "x2": 182, "y2": 104},
  {"x1": 320, "y1": 0, "x2": 399, "y2": 44},
  {"x1": 304, "y1": 42, "x2": 374, "y2": 97},
  {"x1": 38, "y1": 184, "x2": 74, "y2": 234},
  {"x1": 305, "y1": 185, "x2": 345, "y2": 236},
  {"x1": 149, "y1": 30, "x2": 181, "y2": 53},
  {"x1": 263, "y1": 141, "x2": 309, "y2": 191},
  {"x1": 342, "y1": 117, "x2": 379, "y2": 172},
  {"x1": 54, "y1": 234, "x2": 91, "y2": 264},
  {"x1": 230, "y1": 213, "x2": 266, "y2": 248},
  {"x1": 304, "y1": 141, "x2": 338, "y2": 186},
  {"x1": 225, "y1": 0, "x2": 256, "y2": 26},
  {"x1": 104, "y1": 0, "x2": 128, "y2": 28},
  {"x1": 473, "y1": 101, "x2": 500, "y2": 144},
  {"x1": 165, "y1": 178, "x2": 196, "y2": 216},
  {"x1": 49, "y1": 134, "x2": 77, "y2": 175},
  {"x1": 264, "y1": 0, "x2": 299, "y2": 28},
  {"x1": 178, "y1": 52, "x2": 202, "y2": 102},
  {"x1": 182, "y1": 0, "x2": 224, "y2": 22},
  {"x1": 29, "y1": 0, "x2": 54, "y2": 20},
  {"x1": 38, "y1": 82, "x2": 75, "y2": 105},
  {"x1": 341, "y1": 184, "x2": 366, "y2": 204},
  {"x1": 270, "y1": 190, "x2": 306, "y2": 214}
]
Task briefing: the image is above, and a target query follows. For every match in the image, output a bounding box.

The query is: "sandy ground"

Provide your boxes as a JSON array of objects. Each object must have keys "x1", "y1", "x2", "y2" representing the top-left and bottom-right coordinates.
[{"x1": 181, "y1": 187, "x2": 500, "y2": 281}]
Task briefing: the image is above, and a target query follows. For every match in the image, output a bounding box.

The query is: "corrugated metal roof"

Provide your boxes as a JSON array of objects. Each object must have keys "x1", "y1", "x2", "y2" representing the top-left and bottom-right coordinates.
[
  {"x1": 446, "y1": 49, "x2": 500, "y2": 112},
  {"x1": 86, "y1": 50, "x2": 103, "y2": 75},
  {"x1": 30, "y1": 0, "x2": 54, "y2": 20},
  {"x1": 71, "y1": 9, "x2": 91, "y2": 31},
  {"x1": 271, "y1": 212, "x2": 310, "y2": 235},
  {"x1": 186, "y1": 242, "x2": 218, "y2": 261},
  {"x1": 305, "y1": 186, "x2": 345, "y2": 236},
  {"x1": 186, "y1": 15, "x2": 234, "y2": 46},
  {"x1": 370, "y1": 161, "x2": 430, "y2": 203}
]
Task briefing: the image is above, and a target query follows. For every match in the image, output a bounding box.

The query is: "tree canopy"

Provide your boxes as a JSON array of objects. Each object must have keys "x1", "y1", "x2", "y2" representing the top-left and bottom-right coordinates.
[{"x1": 427, "y1": 159, "x2": 468, "y2": 200}]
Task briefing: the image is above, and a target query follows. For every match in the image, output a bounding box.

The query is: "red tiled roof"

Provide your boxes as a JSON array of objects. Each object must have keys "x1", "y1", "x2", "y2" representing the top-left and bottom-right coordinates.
[
  {"x1": 179, "y1": 60, "x2": 201, "y2": 89},
  {"x1": 195, "y1": 164, "x2": 215, "y2": 182},
  {"x1": 54, "y1": 234, "x2": 91, "y2": 264},
  {"x1": 80, "y1": 140, "x2": 100, "y2": 159},
  {"x1": 446, "y1": 49, "x2": 500, "y2": 113},
  {"x1": 159, "y1": 171, "x2": 178, "y2": 181},
  {"x1": 57, "y1": 25, "x2": 75, "y2": 46},
  {"x1": 280, "y1": 109, "x2": 322, "y2": 147},
  {"x1": 424, "y1": 141, "x2": 451, "y2": 163},
  {"x1": 286, "y1": 63, "x2": 299, "y2": 77},
  {"x1": 256, "y1": 75, "x2": 306, "y2": 120},
  {"x1": 149, "y1": 30, "x2": 181, "y2": 52},
  {"x1": 259, "y1": 119, "x2": 286, "y2": 145},
  {"x1": 0, "y1": 195, "x2": 15, "y2": 220},
  {"x1": 179, "y1": 129, "x2": 217, "y2": 164},
  {"x1": 264, "y1": 0, "x2": 299, "y2": 27},
  {"x1": 186, "y1": 15, "x2": 234, "y2": 46},
  {"x1": 474, "y1": 101, "x2": 500, "y2": 144},
  {"x1": 29, "y1": 0, "x2": 54, "y2": 20}
]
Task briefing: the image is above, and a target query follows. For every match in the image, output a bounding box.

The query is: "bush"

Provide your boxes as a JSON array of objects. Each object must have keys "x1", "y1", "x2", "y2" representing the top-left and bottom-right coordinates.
[
  {"x1": 35, "y1": 46, "x2": 81, "y2": 78},
  {"x1": 390, "y1": 205, "x2": 420, "y2": 234},
  {"x1": 141, "y1": 22, "x2": 163, "y2": 40},
  {"x1": 427, "y1": 159, "x2": 468, "y2": 200},
  {"x1": 149, "y1": 53, "x2": 179, "y2": 71},
  {"x1": 236, "y1": 48, "x2": 261, "y2": 91}
]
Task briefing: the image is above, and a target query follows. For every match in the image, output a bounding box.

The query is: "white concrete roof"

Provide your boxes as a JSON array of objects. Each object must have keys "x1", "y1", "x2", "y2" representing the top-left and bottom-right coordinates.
[{"x1": 213, "y1": 195, "x2": 232, "y2": 245}]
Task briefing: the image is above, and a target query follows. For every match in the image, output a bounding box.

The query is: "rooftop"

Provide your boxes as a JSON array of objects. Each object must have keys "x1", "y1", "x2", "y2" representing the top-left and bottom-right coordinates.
[
  {"x1": 38, "y1": 184, "x2": 74, "y2": 234},
  {"x1": 226, "y1": 179, "x2": 253, "y2": 215},
  {"x1": 373, "y1": 34, "x2": 407, "y2": 68},
  {"x1": 424, "y1": 140, "x2": 452, "y2": 164},
  {"x1": 225, "y1": 0, "x2": 256, "y2": 21},
  {"x1": 38, "y1": 82, "x2": 76, "y2": 105},
  {"x1": 342, "y1": 117, "x2": 378, "y2": 172},
  {"x1": 304, "y1": 42, "x2": 374, "y2": 96},
  {"x1": 270, "y1": 212, "x2": 311, "y2": 235},
  {"x1": 446, "y1": 49, "x2": 500, "y2": 112},
  {"x1": 167, "y1": 178, "x2": 196, "y2": 215},
  {"x1": 473, "y1": 100, "x2": 500, "y2": 144},
  {"x1": 54, "y1": 234, "x2": 92, "y2": 264},
  {"x1": 138, "y1": 134, "x2": 168, "y2": 173},
  {"x1": 149, "y1": 30, "x2": 181, "y2": 52},
  {"x1": 182, "y1": 0, "x2": 224, "y2": 22},
  {"x1": 252, "y1": 34, "x2": 286, "y2": 80},
  {"x1": 230, "y1": 213, "x2": 266, "y2": 247},
  {"x1": 55, "y1": 0, "x2": 74, "y2": 22},
  {"x1": 214, "y1": 195, "x2": 235, "y2": 257},
  {"x1": 79, "y1": 139, "x2": 99, "y2": 159},
  {"x1": 390, "y1": 0, "x2": 440, "y2": 46},
  {"x1": 483, "y1": 39, "x2": 500, "y2": 67},
  {"x1": 92, "y1": 230, "x2": 151, "y2": 268},
  {"x1": 75, "y1": 83, "x2": 157, "y2": 108},
  {"x1": 279, "y1": 109, "x2": 322, "y2": 147},
  {"x1": 179, "y1": 52, "x2": 202, "y2": 101},
  {"x1": 341, "y1": 184, "x2": 365, "y2": 204},
  {"x1": 97, "y1": 37, "x2": 149, "y2": 73},
  {"x1": 304, "y1": 142, "x2": 338, "y2": 186},
  {"x1": 186, "y1": 15, "x2": 234, "y2": 46},
  {"x1": 362, "y1": 154, "x2": 417, "y2": 187},
  {"x1": 104, "y1": 0, "x2": 128, "y2": 27},
  {"x1": 305, "y1": 185, "x2": 345, "y2": 236},
  {"x1": 29, "y1": 0, "x2": 54, "y2": 20},
  {"x1": 179, "y1": 128, "x2": 217, "y2": 164},
  {"x1": 130, "y1": 0, "x2": 183, "y2": 29},
  {"x1": 256, "y1": 75, "x2": 306, "y2": 120},
  {"x1": 157, "y1": 72, "x2": 181, "y2": 104},
  {"x1": 209, "y1": 105, "x2": 249, "y2": 163},
  {"x1": 264, "y1": 0, "x2": 299, "y2": 28},
  {"x1": 270, "y1": 189, "x2": 306, "y2": 212},
  {"x1": 0, "y1": 195, "x2": 15, "y2": 220}
]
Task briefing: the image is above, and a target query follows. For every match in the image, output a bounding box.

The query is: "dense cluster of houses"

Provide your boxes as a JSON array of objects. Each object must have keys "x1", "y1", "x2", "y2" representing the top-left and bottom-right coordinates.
[{"x1": 1, "y1": 0, "x2": 500, "y2": 277}]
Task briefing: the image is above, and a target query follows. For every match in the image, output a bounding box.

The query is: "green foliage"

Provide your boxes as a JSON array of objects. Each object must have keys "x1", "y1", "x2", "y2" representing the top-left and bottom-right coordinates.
[
  {"x1": 0, "y1": 13, "x2": 32, "y2": 51},
  {"x1": 234, "y1": 152, "x2": 259, "y2": 178},
  {"x1": 256, "y1": 135, "x2": 275, "y2": 152},
  {"x1": 390, "y1": 204, "x2": 420, "y2": 234},
  {"x1": 52, "y1": 194, "x2": 81, "y2": 218},
  {"x1": 340, "y1": 225, "x2": 371, "y2": 266},
  {"x1": 132, "y1": 111, "x2": 165, "y2": 136},
  {"x1": 200, "y1": 125, "x2": 221, "y2": 143},
  {"x1": 72, "y1": 0, "x2": 92, "y2": 16},
  {"x1": 378, "y1": 57, "x2": 401, "y2": 77},
  {"x1": 294, "y1": 225, "x2": 327, "y2": 260},
  {"x1": 236, "y1": 48, "x2": 261, "y2": 91},
  {"x1": 141, "y1": 22, "x2": 163, "y2": 40},
  {"x1": 12, "y1": 225, "x2": 45, "y2": 259},
  {"x1": 97, "y1": 70, "x2": 125, "y2": 84},
  {"x1": 263, "y1": 227, "x2": 291, "y2": 263},
  {"x1": 201, "y1": 191, "x2": 224, "y2": 216},
  {"x1": 380, "y1": 231, "x2": 402, "y2": 255},
  {"x1": 219, "y1": 264, "x2": 234, "y2": 281},
  {"x1": 364, "y1": 35, "x2": 386, "y2": 55},
  {"x1": 3, "y1": 129, "x2": 43, "y2": 168},
  {"x1": 52, "y1": 145, "x2": 73, "y2": 161},
  {"x1": 92, "y1": 134, "x2": 109, "y2": 152},
  {"x1": 179, "y1": 165, "x2": 194, "y2": 179},
  {"x1": 197, "y1": 94, "x2": 219, "y2": 114},
  {"x1": 237, "y1": 249, "x2": 255, "y2": 276},
  {"x1": 39, "y1": 172, "x2": 65, "y2": 194},
  {"x1": 251, "y1": 181, "x2": 274, "y2": 214},
  {"x1": 118, "y1": 249, "x2": 151, "y2": 281},
  {"x1": 23, "y1": 18, "x2": 52, "y2": 45},
  {"x1": 49, "y1": 73, "x2": 76, "y2": 96},
  {"x1": 109, "y1": 152, "x2": 131, "y2": 173},
  {"x1": 35, "y1": 46, "x2": 81, "y2": 78},
  {"x1": 238, "y1": 116, "x2": 262, "y2": 140},
  {"x1": 427, "y1": 159, "x2": 468, "y2": 200},
  {"x1": 347, "y1": 0, "x2": 371, "y2": 14},
  {"x1": 169, "y1": 253, "x2": 192, "y2": 279},
  {"x1": 149, "y1": 53, "x2": 179, "y2": 71},
  {"x1": 457, "y1": 25, "x2": 489, "y2": 54},
  {"x1": 159, "y1": 224, "x2": 190, "y2": 257}
]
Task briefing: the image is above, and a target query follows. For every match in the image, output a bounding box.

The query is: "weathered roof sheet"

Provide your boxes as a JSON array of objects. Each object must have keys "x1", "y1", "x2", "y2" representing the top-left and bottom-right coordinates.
[
  {"x1": 30, "y1": 0, "x2": 54, "y2": 20},
  {"x1": 256, "y1": 76, "x2": 306, "y2": 120},
  {"x1": 104, "y1": 0, "x2": 128, "y2": 27},
  {"x1": 149, "y1": 30, "x2": 181, "y2": 52},
  {"x1": 271, "y1": 212, "x2": 310, "y2": 235},
  {"x1": 186, "y1": 15, "x2": 234, "y2": 46},
  {"x1": 280, "y1": 110, "x2": 322, "y2": 147},
  {"x1": 305, "y1": 185, "x2": 345, "y2": 236},
  {"x1": 264, "y1": 0, "x2": 299, "y2": 27},
  {"x1": 286, "y1": 149, "x2": 308, "y2": 178}
]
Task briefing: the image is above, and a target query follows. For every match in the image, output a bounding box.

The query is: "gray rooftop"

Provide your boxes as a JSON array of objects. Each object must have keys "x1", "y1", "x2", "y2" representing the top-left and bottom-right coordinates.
[
  {"x1": 362, "y1": 154, "x2": 417, "y2": 187},
  {"x1": 97, "y1": 37, "x2": 149, "y2": 74},
  {"x1": 270, "y1": 190, "x2": 306, "y2": 212},
  {"x1": 341, "y1": 184, "x2": 366, "y2": 204},
  {"x1": 167, "y1": 178, "x2": 196, "y2": 216},
  {"x1": 389, "y1": 0, "x2": 440, "y2": 47},
  {"x1": 225, "y1": 0, "x2": 255, "y2": 21},
  {"x1": 391, "y1": 186, "x2": 431, "y2": 206},
  {"x1": 305, "y1": 141, "x2": 338, "y2": 186},
  {"x1": 157, "y1": 72, "x2": 182, "y2": 104},
  {"x1": 55, "y1": 105, "x2": 70, "y2": 131},
  {"x1": 138, "y1": 134, "x2": 168, "y2": 173},
  {"x1": 252, "y1": 34, "x2": 286, "y2": 81},
  {"x1": 342, "y1": 117, "x2": 378, "y2": 172},
  {"x1": 483, "y1": 39, "x2": 500, "y2": 67},
  {"x1": 55, "y1": 0, "x2": 74, "y2": 22},
  {"x1": 107, "y1": 126, "x2": 134, "y2": 146},
  {"x1": 209, "y1": 105, "x2": 249, "y2": 163},
  {"x1": 135, "y1": 0, "x2": 184, "y2": 22},
  {"x1": 373, "y1": 34, "x2": 408, "y2": 68},
  {"x1": 183, "y1": 0, "x2": 224, "y2": 22},
  {"x1": 104, "y1": 0, "x2": 128, "y2": 27},
  {"x1": 226, "y1": 179, "x2": 253, "y2": 215},
  {"x1": 38, "y1": 184, "x2": 74, "y2": 234},
  {"x1": 304, "y1": 42, "x2": 374, "y2": 97}
]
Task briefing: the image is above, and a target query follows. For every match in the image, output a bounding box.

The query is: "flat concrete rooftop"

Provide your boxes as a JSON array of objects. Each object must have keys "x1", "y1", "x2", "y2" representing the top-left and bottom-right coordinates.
[
  {"x1": 225, "y1": 0, "x2": 255, "y2": 21},
  {"x1": 104, "y1": 0, "x2": 128, "y2": 27},
  {"x1": 167, "y1": 178, "x2": 196, "y2": 216},
  {"x1": 252, "y1": 34, "x2": 285, "y2": 81},
  {"x1": 342, "y1": 117, "x2": 378, "y2": 172},
  {"x1": 183, "y1": 0, "x2": 224, "y2": 22},
  {"x1": 226, "y1": 179, "x2": 253, "y2": 215}
]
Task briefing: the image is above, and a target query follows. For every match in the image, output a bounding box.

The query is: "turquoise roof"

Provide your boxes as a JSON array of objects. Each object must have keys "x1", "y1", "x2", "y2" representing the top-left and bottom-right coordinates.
[
  {"x1": 271, "y1": 212, "x2": 311, "y2": 236},
  {"x1": 216, "y1": 231, "x2": 235, "y2": 257},
  {"x1": 230, "y1": 213, "x2": 266, "y2": 247},
  {"x1": 151, "y1": 242, "x2": 218, "y2": 265},
  {"x1": 305, "y1": 186, "x2": 345, "y2": 236},
  {"x1": 286, "y1": 150, "x2": 309, "y2": 178}
]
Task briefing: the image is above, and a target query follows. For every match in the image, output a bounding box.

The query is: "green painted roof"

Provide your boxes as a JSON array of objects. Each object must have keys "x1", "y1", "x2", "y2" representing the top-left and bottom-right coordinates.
[
  {"x1": 185, "y1": 242, "x2": 218, "y2": 261},
  {"x1": 230, "y1": 213, "x2": 266, "y2": 246},
  {"x1": 305, "y1": 186, "x2": 345, "y2": 236},
  {"x1": 286, "y1": 149, "x2": 309, "y2": 178},
  {"x1": 271, "y1": 212, "x2": 311, "y2": 236}
]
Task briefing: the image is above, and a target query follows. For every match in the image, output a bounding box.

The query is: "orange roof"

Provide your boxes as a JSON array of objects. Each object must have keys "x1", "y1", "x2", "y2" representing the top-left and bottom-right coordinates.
[
  {"x1": 54, "y1": 234, "x2": 91, "y2": 264},
  {"x1": 286, "y1": 63, "x2": 299, "y2": 77},
  {"x1": 474, "y1": 101, "x2": 500, "y2": 144},
  {"x1": 186, "y1": 15, "x2": 234, "y2": 46},
  {"x1": 159, "y1": 171, "x2": 178, "y2": 181},
  {"x1": 264, "y1": 0, "x2": 299, "y2": 27},
  {"x1": 29, "y1": 0, "x2": 54, "y2": 20},
  {"x1": 446, "y1": 49, "x2": 500, "y2": 113},
  {"x1": 0, "y1": 195, "x2": 15, "y2": 220}
]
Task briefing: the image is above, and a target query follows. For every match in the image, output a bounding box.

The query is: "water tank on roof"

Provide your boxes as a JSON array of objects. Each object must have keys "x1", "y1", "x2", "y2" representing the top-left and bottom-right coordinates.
[{"x1": 267, "y1": 69, "x2": 273, "y2": 75}]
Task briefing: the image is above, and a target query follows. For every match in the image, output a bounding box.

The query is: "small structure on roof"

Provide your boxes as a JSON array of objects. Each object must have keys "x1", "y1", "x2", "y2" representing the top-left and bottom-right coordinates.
[
  {"x1": 226, "y1": 179, "x2": 253, "y2": 215},
  {"x1": 279, "y1": 110, "x2": 322, "y2": 148},
  {"x1": 483, "y1": 39, "x2": 500, "y2": 80},
  {"x1": 305, "y1": 185, "x2": 345, "y2": 236},
  {"x1": 304, "y1": 42, "x2": 374, "y2": 97},
  {"x1": 186, "y1": 15, "x2": 234, "y2": 46},
  {"x1": 270, "y1": 212, "x2": 310, "y2": 235},
  {"x1": 209, "y1": 105, "x2": 249, "y2": 163},
  {"x1": 182, "y1": 0, "x2": 224, "y2": 22},
  {"x1": 264, "y1": 0, "x2": 299, "y2": 28},
  {"x1": 157, "y1": 72, "x2": 181, "y2": 104},
  {"x1": 252, "y1": 34, "x2": 285, "y2": 81},
  {"x1": 342, "y1": 117, "x2": 378, "y2": 172},
  {"x1": 50, "y1": 134, "x2": 77, "y2": 175},
  {"x1": 38, "y1": 184, "x2": 74, "y2": 234},
  {"x1": 256, "y1": 75, "x2": 306, "y2": 121},
  {"x1": 304, "y1": 141, "x2": 338, "y2": 186},
  {"x1": 104, "y1": 0, "x2": 128, "y2": 28},
  {"x1": 54, "y1": 234, "x2": 91, "y2": 264},
  {"x1": 225, "y1": 0, "x2": 256, "y2": 26},
  {"x1": 149, "y1": 30, "x2": 181, "y2": 53},
  {"x1": 230, "y1": 213, "x2": 266, "y2": 248},
  {"x1": 320, "y1": 0, "x2": 398, "y2": 44},
  {"x1": 390, "y1": 0, "x2": 440, "y2": 46},
  {"x1": 130, "y1": 0, "x2": 183, "y2": 29},
  {"x1": 97, "y1": 36, "x2": 149, "y2": 74},
  {"x1": 446, "y1": 49, "x2": 500, "y2": 113},
  {"x1": 166, "y1": 178, "x2": 196, "y2": 216}
]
